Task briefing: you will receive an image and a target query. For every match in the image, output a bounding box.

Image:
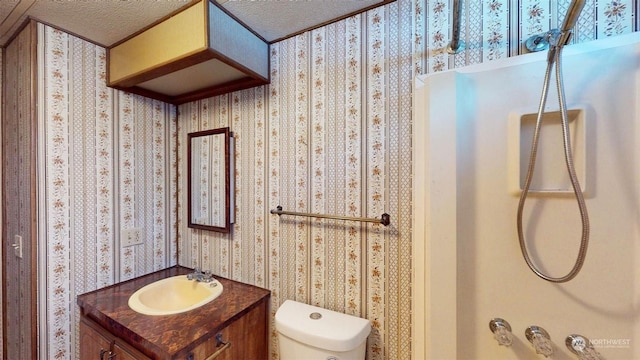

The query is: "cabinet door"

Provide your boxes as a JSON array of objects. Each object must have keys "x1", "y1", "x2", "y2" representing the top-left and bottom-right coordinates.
[
  {"x1": 113, "y1": 339, "x2": 150, "y2": 360},
  {"x1": 222, "y1": 300, "x2": 268, "y2": 360},
  {"x1": 187, "y1": 299, "x2": 268, "y2": 360},
  {"x1": 80, "y1": 316, "x2": 151, "y2": 360},
  {"x1": 80, "y1": 317, "x2": 114, "y2": 359}
]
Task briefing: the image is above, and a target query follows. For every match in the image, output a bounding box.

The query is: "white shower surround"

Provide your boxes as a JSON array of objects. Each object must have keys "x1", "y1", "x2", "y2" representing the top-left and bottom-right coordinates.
[{"x1": 413, "y1": 32, "x2": 640, "y2": 359}]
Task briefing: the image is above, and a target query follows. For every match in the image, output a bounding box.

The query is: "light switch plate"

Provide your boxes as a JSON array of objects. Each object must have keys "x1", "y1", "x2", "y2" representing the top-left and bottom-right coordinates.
[
  {"x1": 122, "y1": 228, "x2": 143, "y2": 247},
  {"x1": 13, "y1": 235, "x2": 22, "y2": 258}
]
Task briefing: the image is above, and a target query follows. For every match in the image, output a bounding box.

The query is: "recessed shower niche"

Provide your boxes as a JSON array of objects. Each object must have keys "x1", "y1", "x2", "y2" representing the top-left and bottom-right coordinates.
[{"x1": 508, "y1": 108, "x2": 589, "y2": 196}]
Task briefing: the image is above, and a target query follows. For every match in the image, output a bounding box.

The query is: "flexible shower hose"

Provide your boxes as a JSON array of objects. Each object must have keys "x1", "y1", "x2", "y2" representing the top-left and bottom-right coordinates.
[{"x1": 516, "y1": 45, "x2": 590, "y2": 283}]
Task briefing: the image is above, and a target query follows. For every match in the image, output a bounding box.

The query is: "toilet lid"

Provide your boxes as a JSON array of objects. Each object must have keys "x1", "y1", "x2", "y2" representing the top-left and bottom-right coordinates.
[{"x1": 275, "y1": 300, "x2": 372, "y2": 352}]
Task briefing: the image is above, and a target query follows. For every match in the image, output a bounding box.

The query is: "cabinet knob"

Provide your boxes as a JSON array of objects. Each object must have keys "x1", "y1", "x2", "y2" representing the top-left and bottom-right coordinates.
[
  {"x1": 100, "y1": 339, "x2": 116, "y2": 359},
  {"x1": 100, "y1": 349, "x2": 115, "y2": 360},
  {"x1": 203, "y1": 333, "x2": 232, "y2": 360},
  {"x1": 215, "y1": 333, "x2": 228, "y2": 347}
]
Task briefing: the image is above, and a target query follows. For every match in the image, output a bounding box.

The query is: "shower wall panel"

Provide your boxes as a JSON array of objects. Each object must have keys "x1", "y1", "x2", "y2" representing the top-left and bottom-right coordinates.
[{"x1": 414, "y1": 32, "x2": 640, "y2": 359}]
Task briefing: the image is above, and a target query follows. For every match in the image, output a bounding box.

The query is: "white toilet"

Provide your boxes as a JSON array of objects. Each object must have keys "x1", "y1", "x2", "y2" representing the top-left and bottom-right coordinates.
[{"x1": 275, "y1": 300, "x2": 371, "y2": 360}]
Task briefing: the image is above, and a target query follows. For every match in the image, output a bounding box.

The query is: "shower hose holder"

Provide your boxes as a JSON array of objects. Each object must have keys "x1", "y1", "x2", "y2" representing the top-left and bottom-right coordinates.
[{"x1": 525, "y1": 28, "x2": 573, "y2": 53}]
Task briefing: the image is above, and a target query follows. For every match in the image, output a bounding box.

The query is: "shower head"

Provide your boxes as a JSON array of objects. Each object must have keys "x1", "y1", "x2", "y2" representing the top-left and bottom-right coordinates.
[{"x1": 560, "y1": 0, "x2": 586, "y2": 32}]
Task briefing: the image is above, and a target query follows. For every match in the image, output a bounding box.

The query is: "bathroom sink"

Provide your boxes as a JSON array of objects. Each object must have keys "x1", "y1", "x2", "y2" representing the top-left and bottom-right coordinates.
[{"x1": 128, "y1": 275, "x2": 223, "y2": 316}]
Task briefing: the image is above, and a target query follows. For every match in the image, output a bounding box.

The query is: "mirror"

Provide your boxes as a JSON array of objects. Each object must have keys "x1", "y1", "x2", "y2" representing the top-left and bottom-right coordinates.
[{"x1": 188, "y1": 127, "x2": 234, "y2": 232}]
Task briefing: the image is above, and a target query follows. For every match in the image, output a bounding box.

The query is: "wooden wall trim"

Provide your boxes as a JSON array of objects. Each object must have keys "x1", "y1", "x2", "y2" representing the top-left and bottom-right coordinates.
[
  {"x1": 28, "y1": 20, "x2": 38, "y2": 360},
  {"x1": 1, "y1": 18, "x2": 6, "y2": 360},
  {"x1": 1, "y1": 19, "x2": 39, "y2": 360}
]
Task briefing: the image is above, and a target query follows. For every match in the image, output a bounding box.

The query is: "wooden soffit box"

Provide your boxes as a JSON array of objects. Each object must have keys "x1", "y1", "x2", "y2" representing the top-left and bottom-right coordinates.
[{"x1": 107, "y1": 0, "x2": 269, "y2": 105}]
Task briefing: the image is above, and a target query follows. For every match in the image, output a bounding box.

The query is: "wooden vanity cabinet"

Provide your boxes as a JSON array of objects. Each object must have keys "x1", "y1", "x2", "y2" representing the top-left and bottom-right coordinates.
[
  {"x1": 80, "y1": 316, "x2": 150, "y2": 360},
  {"x1": 77, "y1": 267, "x2": 270, "y2": 359},
  {"x1": 79, "y1": 298, "x2": 268, "y2": 360}
]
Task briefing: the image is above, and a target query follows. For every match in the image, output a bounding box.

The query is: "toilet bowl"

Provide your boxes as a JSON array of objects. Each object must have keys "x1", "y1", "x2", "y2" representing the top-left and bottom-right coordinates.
[{"x1": 275, "y1": 300, "x2": 371, "y2": 360}]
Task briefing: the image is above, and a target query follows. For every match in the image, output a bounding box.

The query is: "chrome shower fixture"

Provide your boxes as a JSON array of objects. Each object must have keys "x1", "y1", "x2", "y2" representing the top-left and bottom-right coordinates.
[
  {"x1": 525, "y1": 0, "x2": 586, "y2": 52},
  {"x1": 526, "y1": 326, "x2": 554, "y2": 357},
  {"x1": 566, "y1": 335, "x2": 606, "y2": 360},
  {"x1": 560, "y1": 0, "x2": 587, "y2": 32},
  {"x1": 446, "y1": 0, "x2": 464, "y2": 54},
  {"x1": 489, "y1": 318, "x2": 513, "y2": 347},
  {"x1": 517, "y1": 0, "x2": 590, "y2": 283}
]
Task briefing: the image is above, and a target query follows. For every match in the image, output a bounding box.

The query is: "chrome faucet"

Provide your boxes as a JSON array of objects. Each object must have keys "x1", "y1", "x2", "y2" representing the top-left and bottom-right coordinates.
[
  {"x1": 526, "y1": 326, "x2": 554, "y2": 357},
  {"x1": 187, "y1": 267, "x2": 214, "y2": 283},
  {"x1": 489, "y1": 318, "x2": 513, "y2": 347},
  {"x1": 566, "y1": 334, "x2": 605, "y2": 360}
]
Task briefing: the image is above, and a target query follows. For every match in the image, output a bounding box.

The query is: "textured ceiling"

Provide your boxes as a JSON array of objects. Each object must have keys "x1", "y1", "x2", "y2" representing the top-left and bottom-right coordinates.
[
  {"x1": 0, "y1": 0, "x2": 384, "y2": 48},
  {"x1": 221, "y1": 0, "x2": 384, "y2": 42}
]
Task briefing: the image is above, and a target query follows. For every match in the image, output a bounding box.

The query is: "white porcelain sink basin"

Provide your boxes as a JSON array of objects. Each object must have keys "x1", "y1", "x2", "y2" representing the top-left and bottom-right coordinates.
[{"x1": 128, "y1": 275, "x2": 223, "y2": 316}]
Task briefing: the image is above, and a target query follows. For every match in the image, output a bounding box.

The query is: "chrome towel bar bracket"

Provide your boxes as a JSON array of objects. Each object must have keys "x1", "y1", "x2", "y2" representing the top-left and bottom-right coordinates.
[{"x1": 270, "y1": 205, "x2": 391, "y2": 227}]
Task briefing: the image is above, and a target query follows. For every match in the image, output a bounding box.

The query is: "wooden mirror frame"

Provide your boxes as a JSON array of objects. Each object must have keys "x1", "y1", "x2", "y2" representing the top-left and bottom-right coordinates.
[{"x1": 187, "y1": 127, "x2": 234, "y2": 232}]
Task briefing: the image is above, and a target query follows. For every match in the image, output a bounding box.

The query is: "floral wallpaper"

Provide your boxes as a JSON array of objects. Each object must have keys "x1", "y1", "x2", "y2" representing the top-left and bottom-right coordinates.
[
  {"x1": 179, "y1": 1, "x2": 637, "y2": 359},
  {"x1": 1, "y1": 23, "x2": 178, "y2": 359},
  {"x1": 178, "y1": 5, "x2": 413, "y2": 359},
  {"x1": 417, "y1": 0, "x2": 635, "y2": 73},
  {"x1": 0, "y1": 0, "x2": 637, "y2": 359}
]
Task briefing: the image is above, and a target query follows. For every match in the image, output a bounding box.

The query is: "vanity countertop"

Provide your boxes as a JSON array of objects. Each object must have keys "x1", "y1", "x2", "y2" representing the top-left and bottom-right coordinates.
[{"x1": 77, "y1": 266, "x2": 270, "y2": 359}]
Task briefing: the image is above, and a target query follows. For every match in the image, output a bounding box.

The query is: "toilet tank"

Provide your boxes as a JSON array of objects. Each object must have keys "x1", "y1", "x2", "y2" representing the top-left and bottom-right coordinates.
[{"x1": 275, "y1": 300, "x2": 371, "y2": 360}]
